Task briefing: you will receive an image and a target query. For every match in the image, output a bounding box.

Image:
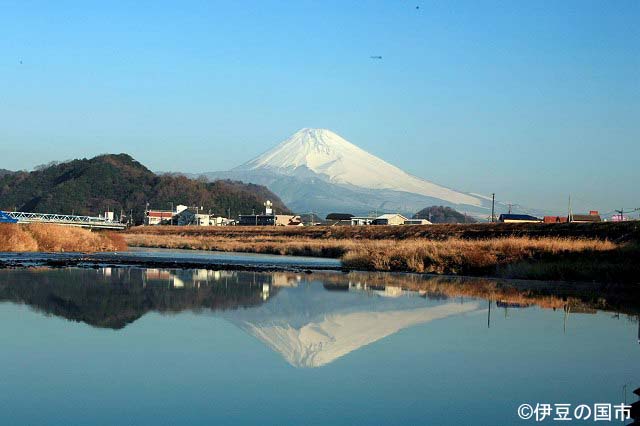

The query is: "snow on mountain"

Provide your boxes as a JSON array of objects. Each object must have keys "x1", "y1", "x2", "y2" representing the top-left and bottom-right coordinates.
[
  {"x1": 222, "y1": 283, "x2": 480, "y2": 368},
  {"x1": 238, "y1": 303, "x2": 479, "y2": 368},
  {"x1": 235, "y1": 128, "x2": 483, "y2": 208}
]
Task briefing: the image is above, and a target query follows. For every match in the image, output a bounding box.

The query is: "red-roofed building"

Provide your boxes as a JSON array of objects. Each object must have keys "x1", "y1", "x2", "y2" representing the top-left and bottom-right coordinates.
[{"x1": 145, "y1": 204, "x2": 188, "y2": 225}]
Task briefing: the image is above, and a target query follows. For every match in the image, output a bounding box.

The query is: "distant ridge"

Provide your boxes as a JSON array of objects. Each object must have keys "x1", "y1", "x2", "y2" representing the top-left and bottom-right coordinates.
[{"x1": 413, "y1": 206, "x2": 478, "y2": 224}]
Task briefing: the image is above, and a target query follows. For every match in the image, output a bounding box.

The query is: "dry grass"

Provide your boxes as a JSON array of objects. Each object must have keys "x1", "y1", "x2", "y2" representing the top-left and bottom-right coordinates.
[
  {"x1": 124, "y1": 230, "x2": 633, "y2": 280},
  {"x1": 0, "y1": 224, "x2": 39, "y2": 251},
  {"x1": 124, "y1": 233, "x2": 354, "y2": 257},
  {"x1": 341, "y1": 237, "x2": 617, "y2": 274},
  {"x1": 0, "y1": 223, "x2": 127, "y2": 252}
]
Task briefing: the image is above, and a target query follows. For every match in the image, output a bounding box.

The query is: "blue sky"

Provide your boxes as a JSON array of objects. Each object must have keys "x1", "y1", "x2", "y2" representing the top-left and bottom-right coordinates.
[{"x1": 1, "y1": 1, "x2": 638, "y2": 213}]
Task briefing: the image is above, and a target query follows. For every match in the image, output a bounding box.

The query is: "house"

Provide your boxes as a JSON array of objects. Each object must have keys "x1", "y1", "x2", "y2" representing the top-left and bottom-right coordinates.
[
  {"x1": 145, "y1": 204, "x2": 189, "y2": 225},
  {"x1": 498, "y1": 214, "x2": 541, "y2": 223},
  {"x1": 571, "y1": 213, "x2": 602, "y2": 223},
  {"x1": 145, "y1": 210, "x2": 172, "y2": 225},
  {"x1": 404, "y1": 219, "x2": 432, "y2": 225},
  {"x1": 373, "y1": 213, "x2": 408, "y2": 226},
  {"x1": 194, "y1": 213, "x2": 211, "y2": 226},
  {"x1": 176, "y1": 209, "x2": 198, "y2": 226}
]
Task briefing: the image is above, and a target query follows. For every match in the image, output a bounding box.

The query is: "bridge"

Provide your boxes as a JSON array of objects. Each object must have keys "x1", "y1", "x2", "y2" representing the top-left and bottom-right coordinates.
[{"x1": 0, "y1": 211, "x2": 127, "y2": 230}]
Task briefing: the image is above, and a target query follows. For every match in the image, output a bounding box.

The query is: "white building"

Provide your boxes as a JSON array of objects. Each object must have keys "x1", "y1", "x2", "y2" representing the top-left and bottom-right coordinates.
[
  {"x1": 350, "y1": 216, "x2": 376, "y2": 226},
  {"x1": 145, "y1": 204, "x2": 189, "y2": 225},
  {"x1": 373, "y1": 214, "x2": 408, "y2": 226},
  {"x1": 188, "y1": 213, "x2": 234, "y2": 226}
]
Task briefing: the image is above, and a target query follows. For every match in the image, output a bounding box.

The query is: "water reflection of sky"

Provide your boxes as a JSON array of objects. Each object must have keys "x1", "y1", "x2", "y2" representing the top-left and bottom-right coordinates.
[{"x1": 0, "y1": 267, "x2": 638, "y2": 425}]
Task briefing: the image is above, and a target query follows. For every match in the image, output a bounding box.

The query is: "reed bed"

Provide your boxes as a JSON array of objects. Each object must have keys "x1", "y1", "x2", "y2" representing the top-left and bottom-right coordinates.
[
  {"x1": 0, "y1": 223, "x2": 127, "y2": 252},
  {"x1": 124, "y1": 221, "x2": 640, "y2": 243},
  {"x1": 124, "y1": 230, "x2": 636, "y2": 282},
  {"x1": 341, "y1": 237, "x2": 617, "y2": 274},
  {"x1": 124, "y1": 234, "x2": 354, "y2": 257}
]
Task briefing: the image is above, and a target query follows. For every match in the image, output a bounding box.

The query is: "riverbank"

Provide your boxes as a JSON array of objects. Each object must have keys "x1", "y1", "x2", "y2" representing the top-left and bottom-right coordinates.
[
  {"x1": 0, "y1": 223, "x2": 126, "y2": 252},
  {"x1": 124, "y1": 221, "x2": 640, "y2": 241},
  {"x1": 123, "y1": 222, "x2": 640, "y2": 283}
]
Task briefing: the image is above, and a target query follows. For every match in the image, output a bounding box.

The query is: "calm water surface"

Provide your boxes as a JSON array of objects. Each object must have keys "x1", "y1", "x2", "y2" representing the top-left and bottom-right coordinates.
[{"x1": 0, "y1": 266, "x2": 638, "y2": 425}]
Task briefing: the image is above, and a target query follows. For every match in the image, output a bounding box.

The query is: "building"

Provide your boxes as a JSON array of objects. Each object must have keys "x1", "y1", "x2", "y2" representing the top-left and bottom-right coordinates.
[
  {"x1": 145, "y1": 204, "x2": 189, "y2": 225},
  {"x1": 611, "y1": 214, "x2": 629, "y2": 222},
  {"x1": 239, "y1": 214, "x2": 276, "y2": 226},
  {"x1": 212, "y1": 216, "x2": 235, "y2": 226},
  {"x1": 543, "y1": 216, "x2": 569, "y2": 223},
  {"x1": 190, "y1": 214, "x2": 234, "y2": 226},
  {"x1": 328, "y1": 213, "x2": 414, "y2": 226},
  {"x1": 571, "y1": 212, "x2": 602, "y2": 223},
  {"x1": 350, "y1": 216, "x2": 376, "y2": 226},
  {"x1": 238, "y1": 201, "x2": 302, "y2": 226},
  {"x1": 404, "y1": 219, "x2": 432, "y2": 225},
  {"x1": 194, "y1": 213, "x2": 211, "y2": 226},
  {"x1": 238, "y1": 214, "x2": 302, "y2": 226},
  {"x1": 373, "y1": 213, "x2": 408, "y2": 226},
  {"x1": 326, "y1": 213, "x2": 354, "y2": 226},
  {"x1": 498, "y1": 214, "x2": 541, "y2": 223}
]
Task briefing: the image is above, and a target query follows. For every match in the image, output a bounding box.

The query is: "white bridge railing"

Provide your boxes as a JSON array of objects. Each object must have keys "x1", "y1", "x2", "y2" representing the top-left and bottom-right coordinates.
[{"x1": 4, "y1": 211, "x2": 127, "y2": 230}]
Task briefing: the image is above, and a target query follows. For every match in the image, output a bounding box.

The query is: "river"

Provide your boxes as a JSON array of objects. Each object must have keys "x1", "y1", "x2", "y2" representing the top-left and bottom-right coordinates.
[{"x1": 0, "y1": 250, "x2": 638, "y2": 425}]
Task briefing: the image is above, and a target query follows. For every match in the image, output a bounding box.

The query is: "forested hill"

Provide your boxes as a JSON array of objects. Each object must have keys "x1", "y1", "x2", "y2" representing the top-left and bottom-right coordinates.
[
  {"x1": 0, "y1": 154, "x2": 289, "y2": 223},
  {"x1": 413, "y1": 205, "x2": 478, "y2": 223}
]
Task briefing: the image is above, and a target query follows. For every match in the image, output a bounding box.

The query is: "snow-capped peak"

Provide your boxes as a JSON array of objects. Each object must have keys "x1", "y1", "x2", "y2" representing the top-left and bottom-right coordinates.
[
  {"x1": 235, "y1": 128, "x2": 484, "y2": 207},
  {"x1": 238, "y1": 128, "x2": 367, "y2": 172}
]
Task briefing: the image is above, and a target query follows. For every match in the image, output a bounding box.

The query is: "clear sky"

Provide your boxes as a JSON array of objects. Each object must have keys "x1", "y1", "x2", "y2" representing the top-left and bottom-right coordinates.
[{"x1": 1, "y1": 1, "x2": 638, "y2": 213}]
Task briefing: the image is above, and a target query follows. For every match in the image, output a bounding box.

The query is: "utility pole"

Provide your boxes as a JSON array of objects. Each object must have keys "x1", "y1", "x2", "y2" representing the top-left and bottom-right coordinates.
[
  {"x1": 508, "y1": 203, "x2": 512, "y2": 214},
  {"x1": 491, "y1": 193, "x2": 495, "y2": 223},
  {"x1": 568, "y1": 195, "x2": 573, "y2": 223}
]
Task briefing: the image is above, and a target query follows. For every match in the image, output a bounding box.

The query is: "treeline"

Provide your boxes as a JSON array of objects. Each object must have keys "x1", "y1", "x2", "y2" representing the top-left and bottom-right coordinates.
[
  {"x1": 0, "y1": 154, "x2": 289, "y2": 223},
  {"x1": 413, "y1": 205, "x2": 477, "y2": 223}
]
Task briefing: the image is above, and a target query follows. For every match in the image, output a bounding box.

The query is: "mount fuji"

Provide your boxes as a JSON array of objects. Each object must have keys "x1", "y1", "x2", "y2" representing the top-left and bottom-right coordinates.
[
  {"x1": 203, "y1": 128, "x2": 497, "y2": 217},
  {"x1": 220, "y1": 280, "x2": 480, "y2": 368}
]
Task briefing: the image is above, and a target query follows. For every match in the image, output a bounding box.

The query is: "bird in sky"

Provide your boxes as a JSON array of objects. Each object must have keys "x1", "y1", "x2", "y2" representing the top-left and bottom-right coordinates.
[{"x1": 370, "y1": 56, "x2": 383, "y2": 60}]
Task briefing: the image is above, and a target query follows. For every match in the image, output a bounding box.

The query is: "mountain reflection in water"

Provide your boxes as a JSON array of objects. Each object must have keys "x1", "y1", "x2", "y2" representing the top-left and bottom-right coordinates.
[{"x1": 0, "y1": 267, "x2": 638, "y2": 368}]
